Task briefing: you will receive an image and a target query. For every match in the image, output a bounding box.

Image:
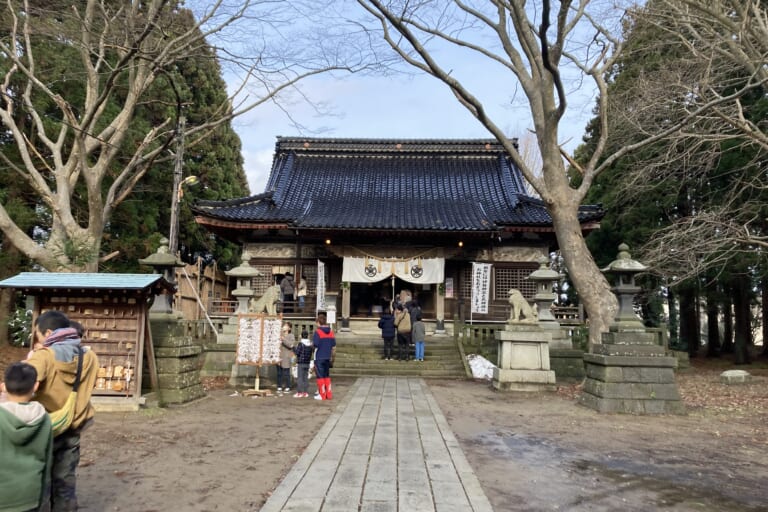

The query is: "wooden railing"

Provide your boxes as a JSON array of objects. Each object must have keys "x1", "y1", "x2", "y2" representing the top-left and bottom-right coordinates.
[
  {"x1": 206, "y1": 298, "x2": 321, "y2": 316},
  {"x1": 552, "y1": 305, "x2": 584, "y2": 325},
  {"x1": 452, "y1": 301, "x2": 586, "y2": 325},
  {"x1": 208, "y1": 299, "x2": 237, "y2": 315}
]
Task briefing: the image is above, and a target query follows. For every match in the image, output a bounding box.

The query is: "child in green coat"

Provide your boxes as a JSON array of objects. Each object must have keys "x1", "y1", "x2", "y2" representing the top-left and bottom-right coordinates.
[{"x1": 0, "y1": 362, "x2": 53, "y2": 512}]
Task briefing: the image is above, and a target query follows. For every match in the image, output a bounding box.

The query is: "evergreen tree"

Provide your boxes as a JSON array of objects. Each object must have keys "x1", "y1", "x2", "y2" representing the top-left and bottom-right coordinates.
[{"x1": 578, "y1": 1, "x2": 767, "y2": 359}]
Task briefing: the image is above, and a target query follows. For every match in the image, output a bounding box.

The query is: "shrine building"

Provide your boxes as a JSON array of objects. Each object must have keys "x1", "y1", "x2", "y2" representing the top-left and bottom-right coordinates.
[{"x1": 192, "y1": 137, "x2": 602, "y2": 331}]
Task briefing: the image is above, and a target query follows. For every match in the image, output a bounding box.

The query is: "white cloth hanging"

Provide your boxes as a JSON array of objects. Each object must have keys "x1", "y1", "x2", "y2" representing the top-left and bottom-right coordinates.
[{"x1": 341, "y1": 256, "x2": 444, "y2": 284}]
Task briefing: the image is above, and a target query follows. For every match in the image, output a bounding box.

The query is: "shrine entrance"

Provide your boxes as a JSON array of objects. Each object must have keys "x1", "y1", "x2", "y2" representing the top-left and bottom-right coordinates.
[
  {"x1": 349, "y1": 277, "x2": 436, "y2": 318},
  {"x1": 341, "y1": 249, "x2": 444, "y2": 326}
]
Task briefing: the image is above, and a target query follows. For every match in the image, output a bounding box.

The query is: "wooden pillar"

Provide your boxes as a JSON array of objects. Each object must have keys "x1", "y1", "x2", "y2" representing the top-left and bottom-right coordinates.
[
  {"x1": 435, "y1": 249, "x2": 446, "y2": 334},
  {"x1": 435, "y1": 291, "x2": 446, "y2": 334},
  {"x1": 341, "y1": 286, "x2": 351, "y2": 330}
]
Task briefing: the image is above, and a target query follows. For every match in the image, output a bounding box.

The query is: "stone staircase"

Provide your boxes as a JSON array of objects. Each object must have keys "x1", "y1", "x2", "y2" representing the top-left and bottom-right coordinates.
[
  {"x1": 199, "y1": 317, "x2": 469, "y2": 381},
  {"x1": 333, "y1": 331, "x2": 468, "y2": 378}
]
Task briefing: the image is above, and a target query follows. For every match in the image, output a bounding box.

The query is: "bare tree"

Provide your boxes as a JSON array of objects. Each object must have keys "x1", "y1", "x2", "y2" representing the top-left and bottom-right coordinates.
[
  {"x1": 603, "y1": 1, "x2": 768, "y2": 279},
  {"x1": 355, "y1": 0, "x2": 765, "y2": 345},
  {"x1": 650, "y1": 0, "x2": 768, "y2": 151},
  {"x1": 0, "y1": 0, "x2": 376, "y2": 272}
]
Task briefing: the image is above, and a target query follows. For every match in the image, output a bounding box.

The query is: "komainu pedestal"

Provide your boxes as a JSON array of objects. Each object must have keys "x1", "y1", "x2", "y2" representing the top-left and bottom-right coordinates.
[{"x1": 493, "y1": 325, "x2": 556, "y2": 392}]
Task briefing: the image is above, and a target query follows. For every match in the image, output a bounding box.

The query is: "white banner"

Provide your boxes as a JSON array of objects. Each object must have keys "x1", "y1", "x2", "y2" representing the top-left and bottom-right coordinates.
[
  {"x1": 341, "y1": 256, "x2": 444, "y2": 284},
  {"x1": 316, "y1": 260, "x2": 326, "y2": 312},
  {"x1": 236, "y1": 315, "x2": 283, "y2": 365},
  {"x1": 471, "y1": 262, "x2": 493, "y2": 314}
]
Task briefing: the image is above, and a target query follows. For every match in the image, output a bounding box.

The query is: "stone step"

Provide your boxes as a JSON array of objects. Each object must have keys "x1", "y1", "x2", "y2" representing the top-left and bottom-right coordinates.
[
  {"x1": 199, "y1": 333, "x2": 468, "y2": 379},
  {"x1": 338, "y1": 345, "x2": 458, "y2": 352},
  {"x1": 338, "y1": 338, "x2": 458, "y2": 345},
  {"x1": 332, "y1": 368, "x2": 466, "y2": 378},
  {"x1": 335, "y1": 332, "x2": 465, "y2": 376},
  {"x1": 337, "y1": 341, "x2": 456, "y2": 349},
  {"x1": 336, "y1": 355, "x2": 460, "y2": 363},
  {"x1": 334, "y1": 360, "x2": 465, "y2": 368}
]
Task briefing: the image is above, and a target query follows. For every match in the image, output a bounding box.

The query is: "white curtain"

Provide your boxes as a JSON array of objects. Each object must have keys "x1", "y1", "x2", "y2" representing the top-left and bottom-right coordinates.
[{"x1": 342, "y1": 256, "x2": 444, "y2": 284}]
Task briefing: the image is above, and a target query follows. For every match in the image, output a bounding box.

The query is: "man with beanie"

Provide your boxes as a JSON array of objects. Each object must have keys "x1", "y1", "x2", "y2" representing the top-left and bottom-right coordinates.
[{"x1": 312, "y1": 312, "x2": 336, "y2": 400}]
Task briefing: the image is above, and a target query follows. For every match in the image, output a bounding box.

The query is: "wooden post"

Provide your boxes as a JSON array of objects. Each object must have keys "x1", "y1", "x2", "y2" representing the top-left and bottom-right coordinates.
[
  {"x1": 242, "y1": 315, "x2": 272, "y2": 397},
  {"x1": 143, "y1": 313, "x2": 162, "y2": 406}
]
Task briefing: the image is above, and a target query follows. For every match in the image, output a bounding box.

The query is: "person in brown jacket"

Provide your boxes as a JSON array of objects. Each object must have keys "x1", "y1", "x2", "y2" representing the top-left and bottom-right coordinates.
[
  {"x1": 26, "y1": 310, "x2": 98, "y2": 512},
  {"x1": 394, "y1": 304, "x2": 412, "y2": 361}
]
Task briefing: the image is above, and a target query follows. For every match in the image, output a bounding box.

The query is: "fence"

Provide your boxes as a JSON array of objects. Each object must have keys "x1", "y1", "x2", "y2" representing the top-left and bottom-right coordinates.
[
  {"x1": 174, "y1": 261, "x2": 229, "y2": 321},
  {"x1": 453, "y1": 316, "x2": 669, "y2": 357}
]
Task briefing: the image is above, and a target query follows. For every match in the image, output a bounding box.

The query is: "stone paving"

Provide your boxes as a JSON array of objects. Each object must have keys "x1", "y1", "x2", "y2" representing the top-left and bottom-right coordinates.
[{"x1": 260, "y1": 377, "x2": 493, "y2": 512}]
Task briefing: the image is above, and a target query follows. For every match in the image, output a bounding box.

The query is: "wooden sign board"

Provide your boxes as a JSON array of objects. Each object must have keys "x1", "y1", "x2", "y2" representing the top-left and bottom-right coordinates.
[
  {"x1": 236, "y1": 314, "x2": 283, "y2": 366},
  {"x1": 41, "y1": 297, "x2": 145, "y2": 399}
]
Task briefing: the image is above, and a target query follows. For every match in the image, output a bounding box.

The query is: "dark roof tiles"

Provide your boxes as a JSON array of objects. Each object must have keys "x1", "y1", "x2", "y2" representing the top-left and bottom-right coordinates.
[{"x1": 192, "y1": 138, "x2": 603, "y2": 231}]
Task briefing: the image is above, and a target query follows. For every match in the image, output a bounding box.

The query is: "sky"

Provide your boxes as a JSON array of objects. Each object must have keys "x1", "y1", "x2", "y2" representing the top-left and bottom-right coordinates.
[
  {"x1": 216, "y1": 2, "x2": 607, "y2": 196},
  {"x1": 230, "y1": 70, "x2": 598, "y2": 195}
]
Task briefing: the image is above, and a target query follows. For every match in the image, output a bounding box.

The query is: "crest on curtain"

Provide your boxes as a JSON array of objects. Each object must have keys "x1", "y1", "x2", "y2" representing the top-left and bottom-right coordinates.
[{"x1": 342, "y1": 254, "x2": 444, "y2": 284}]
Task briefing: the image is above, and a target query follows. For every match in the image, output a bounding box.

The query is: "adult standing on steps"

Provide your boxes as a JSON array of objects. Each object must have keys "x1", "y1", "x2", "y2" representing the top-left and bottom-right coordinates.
[
  {"x1": 378, "y1": 307, "x2": 396, "y2": 360},
  {"x1": 280, "y1": 272, "x2": 296, "y2": 313},
  {"x1": 312, "y1": 313, "x2": 336, "y2": 400},
  {"x1": 394, "y1": 303, "x2": 412, "y2": 361},
  {"x1": 296, "y1": 275, "x2": 308, "y2": 311}
]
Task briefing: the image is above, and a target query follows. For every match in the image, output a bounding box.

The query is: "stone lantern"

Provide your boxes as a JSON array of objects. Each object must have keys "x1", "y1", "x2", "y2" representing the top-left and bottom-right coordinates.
[
  {"x1": 527, "y1": 256, "x2": 560, "y2": 324},
  {"x1": 226, "y1": 252, "x2": 261, "y2": 314},
  {"x1": 601, "y1": 243, "x2": 646, "y2": 332},
  {"x1": 138, "y1": 237, "x2": 184, "y2": 314},
  {"x1": 580, "y1": 243, "x2": 685, "y2": 414},
  {"x1": 527, "y1": 256, "x2": 572, "y2": 352}
]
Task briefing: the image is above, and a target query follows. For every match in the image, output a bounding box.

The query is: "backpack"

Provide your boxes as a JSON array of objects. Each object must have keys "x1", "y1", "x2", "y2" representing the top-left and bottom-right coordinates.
[
  {"x1": 395, "y1": 310, "x2": 411, "y2": 334},
  {"x1": 49, "y1": 346, "x2": 83, "y2": 437}
]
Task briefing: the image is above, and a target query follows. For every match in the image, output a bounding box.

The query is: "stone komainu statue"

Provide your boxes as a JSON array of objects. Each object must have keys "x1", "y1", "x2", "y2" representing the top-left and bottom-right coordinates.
[
  {"x1": 508, "y1": 288, "x2": 537, "y2": 323},
  {"x1": 249, "y1": 284, "x2": 282, "y2": 315}
]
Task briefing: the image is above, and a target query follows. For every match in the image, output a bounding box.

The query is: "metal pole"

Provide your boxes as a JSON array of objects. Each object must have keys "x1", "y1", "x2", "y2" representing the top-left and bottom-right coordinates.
[{"x1": 168, "y1": 115, "x2": 186, "y2": 261}]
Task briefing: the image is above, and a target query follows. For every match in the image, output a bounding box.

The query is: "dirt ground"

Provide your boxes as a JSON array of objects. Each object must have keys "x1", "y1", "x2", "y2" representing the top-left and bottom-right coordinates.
[{"x1": 2, "y1": 345, "x2": 767, "y2": 511}]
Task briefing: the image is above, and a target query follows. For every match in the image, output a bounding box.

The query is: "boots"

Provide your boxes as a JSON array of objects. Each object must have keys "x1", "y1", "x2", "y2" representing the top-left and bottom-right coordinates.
[
  {"x1": 315, "y1": 378, "x2": 332, "y2": 400},
  {"x1": 315, "y1": 378, "x2": 326, "y2": 400}
]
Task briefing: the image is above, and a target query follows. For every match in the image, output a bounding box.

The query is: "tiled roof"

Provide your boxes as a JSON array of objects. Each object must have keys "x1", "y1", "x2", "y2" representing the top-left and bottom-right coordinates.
[
  {"x1": 0, "y1": 272, "x2": 168, "y2": 291},
  {"x1": 192, "y1": 137, "x2": 603, "y2": 231}
]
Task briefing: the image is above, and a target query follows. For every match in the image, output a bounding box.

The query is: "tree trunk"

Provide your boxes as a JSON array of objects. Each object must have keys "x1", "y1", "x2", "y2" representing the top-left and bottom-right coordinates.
[
  {"x1": 763, "y1": 278, "x2": 768, "y2": 358},
  {"x1": 732, "y1": 276, "x2": 752, "y2": 365},
  {"x1": 705, "y1": 279, "x2": 720, "y2": 357},
  {"x1": 0, "y1": 238, "x2": 24, "y2": 345},
  {"x1": 679, "y1": 286, "x2": 699, "y2": 357},
  {"x1": 549, "y1": 206, "x2": 616, "y2": 350},
  {"x1": 0, "y1": 288, "x2": 14, "y2": 346},
  {"x1": 721, "y1": 292, "x2": 734, "y2": 354},
  {"x1": 667, "y1": 287, "x2": 679, "y2": 349}
]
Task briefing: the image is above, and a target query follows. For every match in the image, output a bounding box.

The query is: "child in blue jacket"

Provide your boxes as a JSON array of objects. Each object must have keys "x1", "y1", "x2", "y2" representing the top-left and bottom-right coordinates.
[{"x1": 377, "y1": 307, "x2": 396, "y2": 360}]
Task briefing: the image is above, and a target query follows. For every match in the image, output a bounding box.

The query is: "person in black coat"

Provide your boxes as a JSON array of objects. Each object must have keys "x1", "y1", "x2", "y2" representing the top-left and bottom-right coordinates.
[{"x1": 377, "y1": 307, "x2": 396, "y2": 360}]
